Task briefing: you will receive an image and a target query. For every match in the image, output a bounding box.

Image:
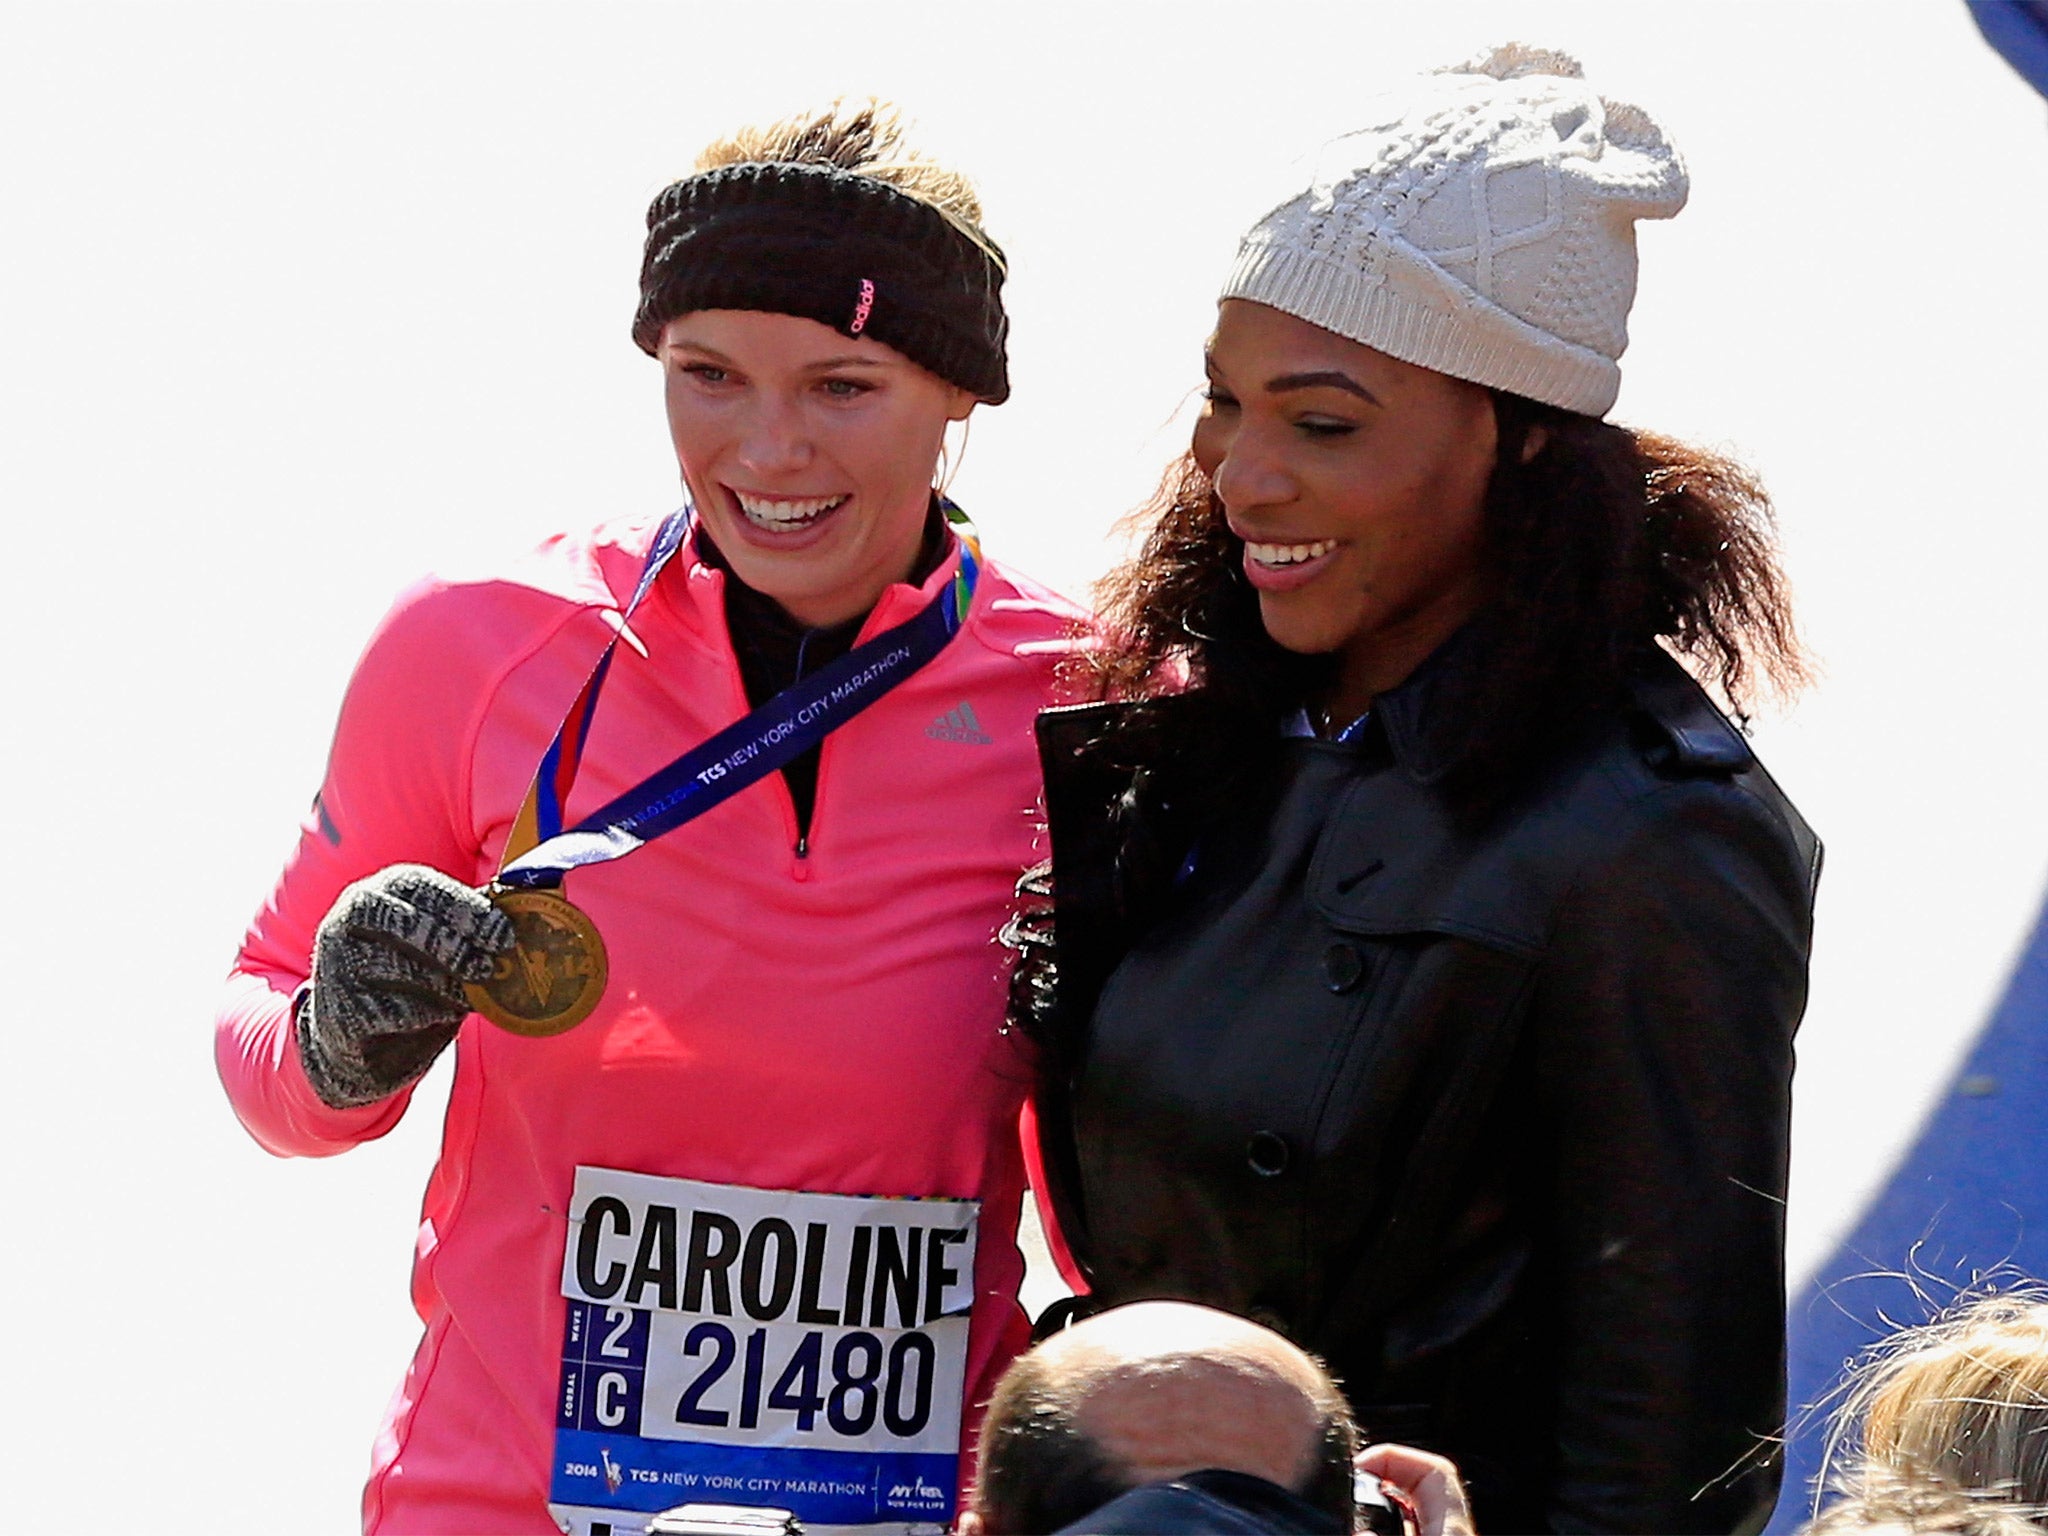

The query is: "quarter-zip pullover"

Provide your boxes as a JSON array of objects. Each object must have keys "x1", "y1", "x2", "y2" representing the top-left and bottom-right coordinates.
[{"x1": 216, "y1": 511, "x2": 1087, "y2": 1533}]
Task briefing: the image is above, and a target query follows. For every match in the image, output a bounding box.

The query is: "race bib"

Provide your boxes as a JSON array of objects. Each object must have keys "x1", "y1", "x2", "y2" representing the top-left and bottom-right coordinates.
[{"x1": 547, "y1": 1168, "x2": 978, "y2": 1536}]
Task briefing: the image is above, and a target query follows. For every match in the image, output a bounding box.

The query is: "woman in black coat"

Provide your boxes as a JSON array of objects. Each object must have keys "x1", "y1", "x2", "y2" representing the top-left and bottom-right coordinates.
[{"x1": 1012, "y1": 47, "x2": 1818, "y2": 1535}]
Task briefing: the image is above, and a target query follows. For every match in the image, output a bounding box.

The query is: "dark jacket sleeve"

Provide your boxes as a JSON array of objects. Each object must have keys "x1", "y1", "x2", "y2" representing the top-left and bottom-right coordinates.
[{"x1": 1528, "y1": 782, "x2": 1810, "y2": 1534}]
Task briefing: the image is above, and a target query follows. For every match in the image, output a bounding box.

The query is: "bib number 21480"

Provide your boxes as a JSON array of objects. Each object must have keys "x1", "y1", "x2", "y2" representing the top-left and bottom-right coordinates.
[
  {"x1": 673, "y1": 1322, "x2": 935, "y2": 1437},
  {"x1": 548, "y1": 1168, "x2": 978, "y2": 1535}
]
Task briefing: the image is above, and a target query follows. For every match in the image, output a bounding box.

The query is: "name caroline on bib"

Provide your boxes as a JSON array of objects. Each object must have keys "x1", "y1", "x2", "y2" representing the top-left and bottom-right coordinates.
[{"x1": 570, "y1": 1180, "x2": 970, "y2": 1328}]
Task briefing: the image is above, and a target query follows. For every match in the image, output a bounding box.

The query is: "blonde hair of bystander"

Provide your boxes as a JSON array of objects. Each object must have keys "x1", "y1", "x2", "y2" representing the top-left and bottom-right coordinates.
[{"x1": 1818, "y1": 1289, "x2": 2048, "y2": 1525}]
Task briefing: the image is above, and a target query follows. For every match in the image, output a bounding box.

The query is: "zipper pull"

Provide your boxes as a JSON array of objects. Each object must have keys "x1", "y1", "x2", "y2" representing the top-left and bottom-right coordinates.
[{"x1": 795, "y1": 833, "x2": 809, "y2": 860}]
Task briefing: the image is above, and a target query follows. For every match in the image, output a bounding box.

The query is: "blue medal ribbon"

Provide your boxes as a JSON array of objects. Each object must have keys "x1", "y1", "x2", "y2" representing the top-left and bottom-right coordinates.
[{"x1": 496, "y1": 499, "x2": 982, "y2": 890}]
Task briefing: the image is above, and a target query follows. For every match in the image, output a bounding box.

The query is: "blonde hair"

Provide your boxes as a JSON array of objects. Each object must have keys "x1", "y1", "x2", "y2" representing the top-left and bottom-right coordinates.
[
  {"x1": 1803, "y1": 1482, "x2": 2046, "y2": 1536},
  {"x1": 1821, "y1": 1291, "x2": 2048, "y2": 1518},
  {"x1": 692, "y1": 97, "x2": 1002, "y2": 270}
]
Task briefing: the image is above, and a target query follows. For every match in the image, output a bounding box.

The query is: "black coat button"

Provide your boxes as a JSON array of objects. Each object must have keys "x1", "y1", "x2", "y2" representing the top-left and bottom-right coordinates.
[
  {"x1": 1246, "y1": 1130, "x2": 1291, "y2": 1177},
  {"x1": 1323, "y1": 941, "x2": 1366, "y2": 993}
]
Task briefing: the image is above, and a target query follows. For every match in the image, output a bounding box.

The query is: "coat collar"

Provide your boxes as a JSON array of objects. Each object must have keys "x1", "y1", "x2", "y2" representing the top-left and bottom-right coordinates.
[
  {"x1": 1368, "y1": 624, "x2": 1487, "y2": 786},
  {"x1": 1368, "y1": 626, "x2": 1755, "y2": 784}
]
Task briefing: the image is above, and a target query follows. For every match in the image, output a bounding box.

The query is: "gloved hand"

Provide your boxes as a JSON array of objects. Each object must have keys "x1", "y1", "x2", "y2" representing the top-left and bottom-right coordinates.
[{"x1": 296, "y1": 863, "x2": 515, "y2": 1109}]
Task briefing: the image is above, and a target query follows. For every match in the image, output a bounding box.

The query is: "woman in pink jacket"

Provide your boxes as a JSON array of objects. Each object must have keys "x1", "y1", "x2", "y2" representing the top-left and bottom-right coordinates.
[{"x1": 216, "y1": 101, "x2": 1084, "y2": 1536}]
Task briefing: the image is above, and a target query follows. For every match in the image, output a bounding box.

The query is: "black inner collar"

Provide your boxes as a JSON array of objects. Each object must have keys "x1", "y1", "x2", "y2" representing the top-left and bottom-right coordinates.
[{"x1": 692, "y1": 502, "x2": 951, "y2": 844}]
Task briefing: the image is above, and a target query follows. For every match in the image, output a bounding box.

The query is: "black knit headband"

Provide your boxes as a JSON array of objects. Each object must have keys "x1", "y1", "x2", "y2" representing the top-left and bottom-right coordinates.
[{"x1": 633, "y1": 161, "x2": 1010, "y2": 404}]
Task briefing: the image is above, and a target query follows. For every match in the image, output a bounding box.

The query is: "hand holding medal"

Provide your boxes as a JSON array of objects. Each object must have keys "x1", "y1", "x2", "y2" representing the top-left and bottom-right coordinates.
[{"x1": 297, "y1": 863, "x2": 520, "y2": 1108}]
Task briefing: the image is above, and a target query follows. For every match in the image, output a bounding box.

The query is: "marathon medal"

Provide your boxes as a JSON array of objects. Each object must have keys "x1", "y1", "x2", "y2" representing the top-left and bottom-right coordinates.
[
  {"x1": 465, "y1": 886, "x2": 609, "y2": 1037},
  {"x1": 477, "y1": 497, "x2": 985, "y2": 1039}
]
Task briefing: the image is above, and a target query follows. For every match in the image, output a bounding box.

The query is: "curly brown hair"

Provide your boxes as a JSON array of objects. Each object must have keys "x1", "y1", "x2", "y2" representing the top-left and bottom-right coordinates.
[
  {"x1": 1002, "y1": 395, "x2": 1808, "y2": 1052},
  {"x1": 1088, "y1": 391, "x2": 1808, "y2": 821}
]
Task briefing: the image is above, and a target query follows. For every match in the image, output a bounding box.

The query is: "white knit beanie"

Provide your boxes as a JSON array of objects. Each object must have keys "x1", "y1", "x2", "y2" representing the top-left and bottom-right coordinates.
[{"x1": 1220, "y1": 43, "x2": 1687, "y2": 418}]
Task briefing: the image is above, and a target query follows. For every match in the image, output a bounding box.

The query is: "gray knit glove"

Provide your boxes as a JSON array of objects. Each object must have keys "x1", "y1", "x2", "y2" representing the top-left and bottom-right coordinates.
[{"x1": 296, "y1": 863, "x2": 516, "y2": 1109}]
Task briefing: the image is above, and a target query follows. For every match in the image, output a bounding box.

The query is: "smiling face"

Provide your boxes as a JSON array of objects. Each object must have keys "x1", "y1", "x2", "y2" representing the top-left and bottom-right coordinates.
[
  {"x1": 1194, "y1": 299, "x2": 1501, "y2": 713},
  {"x1": 660, "y1": 309, "x2": 976, "y2": 628}
]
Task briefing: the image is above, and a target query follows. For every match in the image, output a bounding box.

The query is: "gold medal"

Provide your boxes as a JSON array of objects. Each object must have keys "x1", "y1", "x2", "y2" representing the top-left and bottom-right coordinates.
[{"x1": 465, "y1": 886, "x2": 609, "y2": 1037}]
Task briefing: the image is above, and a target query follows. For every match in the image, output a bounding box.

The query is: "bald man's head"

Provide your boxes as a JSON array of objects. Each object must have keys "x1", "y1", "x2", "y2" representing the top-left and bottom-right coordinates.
[{"x1": 967, "y1": 1302, "x2": 1357, "y2": 1535}]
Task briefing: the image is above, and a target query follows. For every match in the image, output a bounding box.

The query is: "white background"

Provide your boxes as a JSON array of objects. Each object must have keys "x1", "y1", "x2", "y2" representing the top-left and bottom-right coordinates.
[{"x1": 4, "y1": 2, "x2": 2046, "y2": 1528}]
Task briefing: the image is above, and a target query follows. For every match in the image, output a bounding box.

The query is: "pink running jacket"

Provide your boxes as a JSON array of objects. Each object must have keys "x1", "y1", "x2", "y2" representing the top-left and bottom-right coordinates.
[{"x1": 216, "y1": 513, "x2": 1086, "y2": 1533}]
